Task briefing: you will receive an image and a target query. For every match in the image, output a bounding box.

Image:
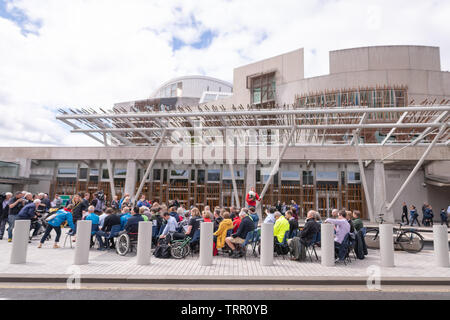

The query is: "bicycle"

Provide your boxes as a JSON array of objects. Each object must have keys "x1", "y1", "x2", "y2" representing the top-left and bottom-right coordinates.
[
  {"x1": 365, "y1": 214, "x2": 425, "y2": 253},
  {"x1": 170, "y1": 236, "x2": 192, "y2": 259}
]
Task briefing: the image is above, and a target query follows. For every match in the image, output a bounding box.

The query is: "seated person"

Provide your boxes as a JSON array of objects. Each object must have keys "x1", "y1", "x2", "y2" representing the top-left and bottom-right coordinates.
[
  {"x1": 345, "y1": 210, "x2": 355, "y2": 233},
  {"x1": 119, "y1": 207, "x2": 132, "y2": 230},
  {"x1": 324, "y1": 210, "x2": 350, "y2": 260},
  {"x1": 263, "y1": 206, "x2": 276, "y2": 224},
  {"x1": 213, "y1": 212, "x2": 233, "y2": 250},
  {"x1": 172, "y1": 207, "x2": 202, "y2": 241},
  {"x1": 285, "y1": 210, "x2": 298, "y2": 238},
  {"x1": 225, "y1": 211, "x2": 255, "y2": 259},
  {"x1": 248, "y1": 206, "x2": 259, "y2": 229},
  {"x1": 273, "y1": 212, "x2": 290, "y2": 245},
  {"x1": 352, "y1": 210, "x2": 364, "y2": 233},
  {"x1": 299, "y1": 210, "x2": 320, "y2": 245},
  {"x1": 213, "y1": 209, "x2": 223, "y2": 232},
  {"x1": 95, "y1": 208, "x2": 121, "y2": 250},
  {"x1": 124, "y1": 207, "x2": 144, "y2": 234},
  {"x1": 159, "y1": 211, "x2": 178, "y2": 239}
]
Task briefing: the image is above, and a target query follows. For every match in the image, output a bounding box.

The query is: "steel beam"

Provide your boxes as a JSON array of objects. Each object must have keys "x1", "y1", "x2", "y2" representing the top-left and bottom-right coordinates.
[
  {"x1": 134, "y1": 129, "x2": 167, "y2": 203},
  {"x1": 386, "y1": 123, "x2": 448, "y2": 212}
]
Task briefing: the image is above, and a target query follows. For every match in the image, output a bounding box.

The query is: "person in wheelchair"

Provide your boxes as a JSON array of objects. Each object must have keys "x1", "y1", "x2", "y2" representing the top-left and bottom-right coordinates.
[{"x1": 159, "y1": 211, "x2": 178, "y2": 240}]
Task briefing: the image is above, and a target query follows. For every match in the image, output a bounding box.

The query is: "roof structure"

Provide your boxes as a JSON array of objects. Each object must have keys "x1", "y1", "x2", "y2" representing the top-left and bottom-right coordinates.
[{"x1": 57, "y1": 104, "x2": 450, "y2": 147}]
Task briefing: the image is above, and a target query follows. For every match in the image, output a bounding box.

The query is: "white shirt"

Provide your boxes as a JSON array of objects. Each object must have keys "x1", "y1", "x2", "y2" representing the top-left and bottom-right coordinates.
[{"x1": 99, "y1": 213, "x2": 108, "y2": 228}]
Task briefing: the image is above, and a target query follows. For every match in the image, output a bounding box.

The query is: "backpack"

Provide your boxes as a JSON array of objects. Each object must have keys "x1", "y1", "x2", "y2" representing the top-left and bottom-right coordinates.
[
  {"x1": 153, "y1": 236, "x2": 172, "y2": 259},
  {"x1": 153, "y1": 243, "x2": 171, "y2": 259}
]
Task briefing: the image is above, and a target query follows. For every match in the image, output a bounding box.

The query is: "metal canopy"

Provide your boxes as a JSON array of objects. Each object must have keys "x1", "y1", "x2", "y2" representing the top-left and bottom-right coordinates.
[{"x1": 57, "y1": 105, "x2": 450, "y2": 147}]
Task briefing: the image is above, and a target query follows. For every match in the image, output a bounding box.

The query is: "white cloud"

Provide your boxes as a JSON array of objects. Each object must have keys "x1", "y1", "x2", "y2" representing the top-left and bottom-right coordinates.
[{"x1": 0, "y1": 0, "x2": 449, "y2": 147}]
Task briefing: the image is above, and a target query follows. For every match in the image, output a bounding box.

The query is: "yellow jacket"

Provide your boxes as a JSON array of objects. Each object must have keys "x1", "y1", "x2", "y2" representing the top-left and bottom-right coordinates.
[
  {"x1": 274, "y1": 216, "x2": 290, "y2": 243},
  {"x1": 213, "y1": 219, "x2": 233, "y2": 249}
]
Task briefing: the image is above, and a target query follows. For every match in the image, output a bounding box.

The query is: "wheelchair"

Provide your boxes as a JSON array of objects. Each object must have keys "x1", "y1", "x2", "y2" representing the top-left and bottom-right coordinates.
[
  {"x1": 170, "y1": 236, "x2": 192, "y2": 259},
  {"x1": 116, "y1": 231, "x2": 139, "y2": 256}
]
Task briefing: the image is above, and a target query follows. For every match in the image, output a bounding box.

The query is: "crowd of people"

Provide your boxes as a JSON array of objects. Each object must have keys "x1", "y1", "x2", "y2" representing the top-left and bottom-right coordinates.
[
  {"x1": 0, "y1": 188, "x2": 448, "y2": 261},
  {"x1": 401, "y1": 202, "x2": 449, "y2": 227}
]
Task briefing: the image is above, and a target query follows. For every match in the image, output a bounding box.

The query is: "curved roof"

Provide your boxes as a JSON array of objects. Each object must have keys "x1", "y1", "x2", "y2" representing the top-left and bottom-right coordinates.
[{"x1": 150, "y1": 75, "x2": 233, "y2": 98}]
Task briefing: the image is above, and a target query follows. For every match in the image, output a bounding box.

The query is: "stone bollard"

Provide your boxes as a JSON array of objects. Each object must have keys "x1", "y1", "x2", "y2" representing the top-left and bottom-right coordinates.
[
  {"x1": 10, "y1": 219, "x2": 31, "y2": 264},
  {"x1": 73, "y1": 220, "x2": 92, "y2": 265},
  {"x1": 379, "y1": 224, "x2": 395, "y2": 267},
  {"x1": 137, "y1": 221, "x2": 153, "y2": 265},
  {"x1": 433, "y1": 225, "x2": 449, "y2": 267},
  {"x1": 199, "y1": 222, "x2": 213, "y2": 266},
  {"x1": 260, "y1": 223, "x2": 274, "y2": 266},
  {"x1": 321, "y1": 223, "x2": 335, "y2": 267}
]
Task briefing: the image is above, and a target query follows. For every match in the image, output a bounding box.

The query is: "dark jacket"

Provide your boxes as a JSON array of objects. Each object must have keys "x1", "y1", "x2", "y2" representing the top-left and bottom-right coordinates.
[
  {"x1": 354, "y1": 229, "x2": 368, "y2": 259},
  {"x1": 233, "y1": 215, "x2": 255, "y2": 240},
  {"x1": 300, "y1": 218, "x2": 320, "y2": 244},
  {"x1": 125, "y1": 214, "x2": 144, "y2": 233},
  {"x1": 17, "y1": 203, "x2": 37, "y2": 220},
  {"x1": 102, "y1": 214, "x2": 121, "y2": 233},
  {"x1": 0, "y1": 198, "x2": 10, "y2": 220}
]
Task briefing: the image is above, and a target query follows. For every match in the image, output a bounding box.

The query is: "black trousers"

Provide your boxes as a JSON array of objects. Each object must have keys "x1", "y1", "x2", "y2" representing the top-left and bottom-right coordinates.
[{"x1": 401, "y1": 213, "x2": 409, "y2": 225}]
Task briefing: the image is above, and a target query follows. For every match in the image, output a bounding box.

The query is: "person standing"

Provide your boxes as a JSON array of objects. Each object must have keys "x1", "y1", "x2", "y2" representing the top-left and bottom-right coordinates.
[
  {"x1": 6, "y1": 191, "x2": 25, "y2": 242},
  {"x1": 0, "y1": 192, "x2": 12, "y2": 240},
  {"x1": 440, "y1": 208, "x2": 448, "y2": 227},
  {"x1": 410, "y1": 205, "x2": 420, "y2": 227},
  {"x1": 245, "y1": 187, "x2": 260, "y2": 208},
  {"x1": 401, "y1": 202, "x2": 409, "y2": 225},
  {"x1": 38, "y1": 205, "x2": 75, "y2": 249}
]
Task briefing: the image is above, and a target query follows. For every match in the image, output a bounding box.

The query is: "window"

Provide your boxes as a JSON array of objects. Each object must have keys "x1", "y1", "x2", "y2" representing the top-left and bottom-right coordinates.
[
  {"x1": 79, "y1": 168, "x2": 88, "y2": 180},
  {"x1": 191, "y1": 169, "x2": 195, "y2": 181},
  {"x1": 316, "y1": 171, "x2": 338, "y2": 181},
  {"x1": 114, "y1": 169, "x2": 127, "y2": 176},
  {"x1": 58, "y1": 168, "x2": 77, "y2": 175},
  {"x1": 170, "y1": 170, "x2": 189, "y2": 179},
  {"x1": 102, "y1": 169, "x2": 109, "y2": 180},
  {"x1": 197, "y1": 170, "x2": 205, "y2": 184},
  {"x1": 302, "y1": 171, "x2": 313, "y2": 185},
  {"x1": 281, "y1": 171, "x2": 300, "y2": 180},
  {"x1": 222, "y1": 170, "x2": 244, "y2": 180},
  {"x1": 250, "y1": 72, "x2": 275, "y2": 105},
  {"x1": 90, "y1": 169, "x2": 99, "y2": 176},
  {"x1": 348, "y1": 172, "x2": 361, "y2": 182},
  {"x1": 207, "y1": 169, "x2": 220, "y2": 182},
  {"x1": 153, "y1": 169, "x2": 161, "y2": 181}
]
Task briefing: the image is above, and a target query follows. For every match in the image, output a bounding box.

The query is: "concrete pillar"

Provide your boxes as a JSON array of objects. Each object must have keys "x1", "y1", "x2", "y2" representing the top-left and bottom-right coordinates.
[
  {"x1": 10, "y1": 220, "x2": 31, "y2": 264},
  {"x1": 379, "y1": 224, "x2": 395, "y2": 267},
  {"x1": 73, "y1": 220, "x2": 92, "y2": 265},
  {"x1": 433, "y1": 225, "x2": 449, "y2": 267},
  {"x1": 199, "y1": 222, "x2": 213, "y2": 266},
  {"x1": 373, "y1": 161, "x2": 393, "y2": 223},
  {"x1": 321, "y1": 223, "x2": 335, "y2": 267},
  {"x1": 246, "y1": 163, "x2": 259, "y2": 216},
  {"x1": 18, "y1": 158, "x2": 32, "y2": 191},
  {"x1": 137, "y1": 221, "x2": 153, "y2": 265},
  {"x1": 260, "y1": 223, "x2": 274, "y2": 266},
  {"x1": 125, "y1": 160, "x2": 137, "y2": 200}
]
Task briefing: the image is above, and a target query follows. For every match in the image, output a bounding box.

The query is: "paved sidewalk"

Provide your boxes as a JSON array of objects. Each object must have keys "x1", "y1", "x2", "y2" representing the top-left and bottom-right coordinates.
[{"x1": 0, "y1": 237, "x2": 449, "y2": 284}]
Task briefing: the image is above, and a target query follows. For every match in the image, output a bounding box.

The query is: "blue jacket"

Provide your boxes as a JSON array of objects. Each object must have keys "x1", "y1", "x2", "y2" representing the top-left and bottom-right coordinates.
[
  {"x1": 48, "y1": 209, "x2": 75, "y2": 229},
  {"x1": 85, "y1": 213, "x2": 100, "y2": 225},
  {"x1": 120, "y1": 213, "x2": 132, "y2": 230},
  {"x1": 17, "y1": 203, "x2": 37, "y2": 220}
]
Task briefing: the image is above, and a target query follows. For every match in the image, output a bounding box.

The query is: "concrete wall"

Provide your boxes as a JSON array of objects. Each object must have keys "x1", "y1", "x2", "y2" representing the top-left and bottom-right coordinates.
[
  {"x1": 364, "y1": 165, "x2": 449, "y2": 221},
  {"x1": 330, "y1": 46, "x2": 441, "y2": 74},
  {"x1": 232, "y1": 48, "x2": 304, "y2": 106},
  {"x1": 221, "y1": 45, "x2": 450, "y2": 107}
]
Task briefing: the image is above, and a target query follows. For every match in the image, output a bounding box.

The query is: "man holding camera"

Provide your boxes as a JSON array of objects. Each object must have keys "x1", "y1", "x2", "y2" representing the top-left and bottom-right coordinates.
[
  {"x1": 6, "y1": 191, "x2": 25, "y2": 242},
  {"x1": 0, "y1": 192, "x2": 12, "y2": 240}
]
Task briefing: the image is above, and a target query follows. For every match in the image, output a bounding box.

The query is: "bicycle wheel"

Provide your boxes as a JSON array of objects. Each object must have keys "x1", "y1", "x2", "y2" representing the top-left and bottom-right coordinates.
[
  {"x1": 364, "y1": 228, "x2": 380, "y2": 249},
  {"x1": 170, "y1": 243, "x2": 185, "y2": 259},
  {"x1": 398, "y1": 231, "x2": 424, "y2": 253},
  {"x1": 116, "y1": 234, "x2": 130, "y2": 256}
]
